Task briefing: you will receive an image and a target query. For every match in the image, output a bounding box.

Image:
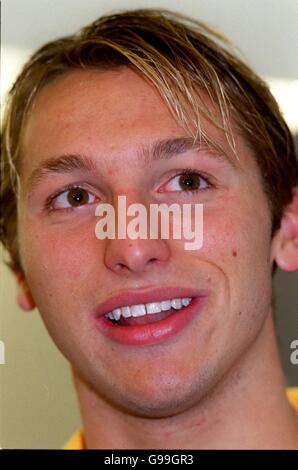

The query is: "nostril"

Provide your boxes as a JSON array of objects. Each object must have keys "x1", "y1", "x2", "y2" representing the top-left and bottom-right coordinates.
[{"x1": 115, "y1": 263, "x2": 128, "y2": 273}]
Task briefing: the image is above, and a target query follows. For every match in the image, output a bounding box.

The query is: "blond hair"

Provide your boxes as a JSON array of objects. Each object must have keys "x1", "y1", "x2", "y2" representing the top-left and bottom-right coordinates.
[{"x1": 1, "y1": 8, "x2": 297, "y2": 274}]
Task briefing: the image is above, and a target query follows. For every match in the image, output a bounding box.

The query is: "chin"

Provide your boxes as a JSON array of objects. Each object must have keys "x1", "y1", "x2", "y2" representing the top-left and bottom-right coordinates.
[
  {"x1": 75, "y1": 353, "x2": 223, "y2": 419},
  {"x1": 101, "y1": 377, "x2": 208, "y2": 419},
  {"x1": 123, "y1": 398, "x2": 195, "y2": 419}
]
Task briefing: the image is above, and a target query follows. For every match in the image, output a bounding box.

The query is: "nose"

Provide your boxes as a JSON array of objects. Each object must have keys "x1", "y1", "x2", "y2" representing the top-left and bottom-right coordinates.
[{"x1": 104, "y1": 237, "x2": 170, "y2": 274}]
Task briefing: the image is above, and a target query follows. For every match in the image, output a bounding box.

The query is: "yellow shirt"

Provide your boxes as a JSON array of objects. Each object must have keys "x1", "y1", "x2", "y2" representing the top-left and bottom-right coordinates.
[{"x1": 64, "y1": 387, "x2": 298, "y2": 449}]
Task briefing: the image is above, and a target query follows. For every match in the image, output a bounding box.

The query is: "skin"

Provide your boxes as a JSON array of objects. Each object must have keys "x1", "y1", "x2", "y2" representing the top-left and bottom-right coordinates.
[{"x1": 16, "y1": 68, "x2": 298, "y2": 448}]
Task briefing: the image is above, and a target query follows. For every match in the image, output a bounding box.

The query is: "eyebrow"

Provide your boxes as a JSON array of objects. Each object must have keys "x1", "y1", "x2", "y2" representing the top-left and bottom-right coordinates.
[
  {"x1": 26, "y1": 153, "x2": 97, "y2": 194},
  {"x1": 26, "y1": 136, "x2": 233, "y2": 194},
  {"x1": 140, "y1": 136, "x2": 231, "y2": 164}
]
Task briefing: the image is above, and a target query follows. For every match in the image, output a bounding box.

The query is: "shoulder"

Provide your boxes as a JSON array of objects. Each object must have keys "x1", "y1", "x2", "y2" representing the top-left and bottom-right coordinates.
[
  {"x1": 64, "y1": 430, "x2": 85, "y2": 450},
  {"x1": 287, "y1": 387, "x2": 298, "y2": 411}
]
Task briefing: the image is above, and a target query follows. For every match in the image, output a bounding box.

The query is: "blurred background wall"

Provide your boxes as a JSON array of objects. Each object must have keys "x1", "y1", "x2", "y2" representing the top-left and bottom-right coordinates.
[{"x1": 0, "y1": 0, "x2": 297, "y2": 449}]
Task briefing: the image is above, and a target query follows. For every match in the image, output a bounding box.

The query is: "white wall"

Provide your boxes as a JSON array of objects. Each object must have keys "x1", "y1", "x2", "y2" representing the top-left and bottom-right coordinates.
[
  {"x1": 2, "y1": 0, "x2": 298, "y2": 130},
  {"x1": 2, "y1": 0, "x2": 298, "y2": 78}
]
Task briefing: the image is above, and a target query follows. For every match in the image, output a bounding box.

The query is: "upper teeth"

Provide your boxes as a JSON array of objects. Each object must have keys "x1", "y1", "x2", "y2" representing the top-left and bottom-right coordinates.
[{"x1": 105, "y1": 297, "x2": 192, "y2": 321}]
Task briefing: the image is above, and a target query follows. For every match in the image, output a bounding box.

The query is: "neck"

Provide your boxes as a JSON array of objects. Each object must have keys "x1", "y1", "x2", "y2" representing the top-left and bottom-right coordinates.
[{"x1": 73, "y1": 313, "x2": 298, "y2": 449}]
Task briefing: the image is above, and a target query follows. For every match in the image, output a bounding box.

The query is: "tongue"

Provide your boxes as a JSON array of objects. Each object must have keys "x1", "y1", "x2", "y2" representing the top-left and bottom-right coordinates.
[{"x1": 118, "y1": 308, "x2": 177, "y2": 326}]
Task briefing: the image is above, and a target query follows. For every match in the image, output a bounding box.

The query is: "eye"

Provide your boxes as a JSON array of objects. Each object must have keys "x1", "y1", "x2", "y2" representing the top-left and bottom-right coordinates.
[
  {"x1": 160, "y1": 170, "x2": 210, "y2": 193},
  {"x1": 49, "y1": 186, "x2": 98, "y2": 210}
]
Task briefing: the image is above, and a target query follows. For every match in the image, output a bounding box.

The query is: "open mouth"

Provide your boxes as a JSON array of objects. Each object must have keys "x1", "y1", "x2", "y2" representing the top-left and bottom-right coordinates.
[
  {"x1": 94, "y1": 287, "x2": 206, "y2": 346},
  {"x1": 104, "y1": 297, "x2": 192, "y2": 327}
]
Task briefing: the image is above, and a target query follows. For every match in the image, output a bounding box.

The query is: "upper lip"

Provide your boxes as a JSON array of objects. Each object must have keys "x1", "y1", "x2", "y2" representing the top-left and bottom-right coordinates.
[{"x1": 93, "y1": 286, "x2": 208, "y2": 318}]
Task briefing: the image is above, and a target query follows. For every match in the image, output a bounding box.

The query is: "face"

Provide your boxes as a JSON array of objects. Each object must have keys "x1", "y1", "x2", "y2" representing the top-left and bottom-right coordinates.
[{"x1": 17, "y1": 68, "x2": 274, "y2": 417}]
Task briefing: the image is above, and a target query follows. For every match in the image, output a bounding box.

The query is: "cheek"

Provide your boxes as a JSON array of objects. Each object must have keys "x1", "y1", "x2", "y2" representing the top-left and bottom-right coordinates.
[
  {"x1": 204, "y1": 201, "x2": 273, "y2": 323},
  {"x1": 169, "y1": 196, "x2": 273, "y2": 318},
  {"x1": 204, "y1": 191, "x2": 272, "y2": 268},
  {"x1": 18, "y1": 216, "x2": 101, "y2": 298},
  {"x1": 169, "y1": 202, "x2": 271, "y2": 268}
]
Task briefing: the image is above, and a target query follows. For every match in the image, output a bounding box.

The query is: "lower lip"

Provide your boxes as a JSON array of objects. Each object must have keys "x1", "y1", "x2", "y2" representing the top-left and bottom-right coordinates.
[{"x1": 95, "y1": 297, "x2": 205, "y2": 347}]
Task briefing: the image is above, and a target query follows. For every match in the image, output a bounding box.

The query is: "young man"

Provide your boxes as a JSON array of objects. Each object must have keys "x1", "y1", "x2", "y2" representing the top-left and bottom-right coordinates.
[{"x1": 1, "y1": 8, "x2": 298, "y2": 449}]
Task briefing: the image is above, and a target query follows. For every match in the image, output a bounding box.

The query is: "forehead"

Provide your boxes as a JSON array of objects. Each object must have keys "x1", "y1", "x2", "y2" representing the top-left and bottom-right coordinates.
[
  {"x1": 21, "y1": 67, "x2": 257, "y2": 176},
  {"x1": 23, "y1": 68, "x2": 176, "y2": 146}
]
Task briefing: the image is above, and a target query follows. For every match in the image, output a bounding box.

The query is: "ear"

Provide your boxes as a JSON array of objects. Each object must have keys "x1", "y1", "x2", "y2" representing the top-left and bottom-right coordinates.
[
  {"x1": 16, "y1": 272, "x2": 36, "y2": 311},
  {"x1": 271, "y1": 187, "x2": 298, "y2": 272}
]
